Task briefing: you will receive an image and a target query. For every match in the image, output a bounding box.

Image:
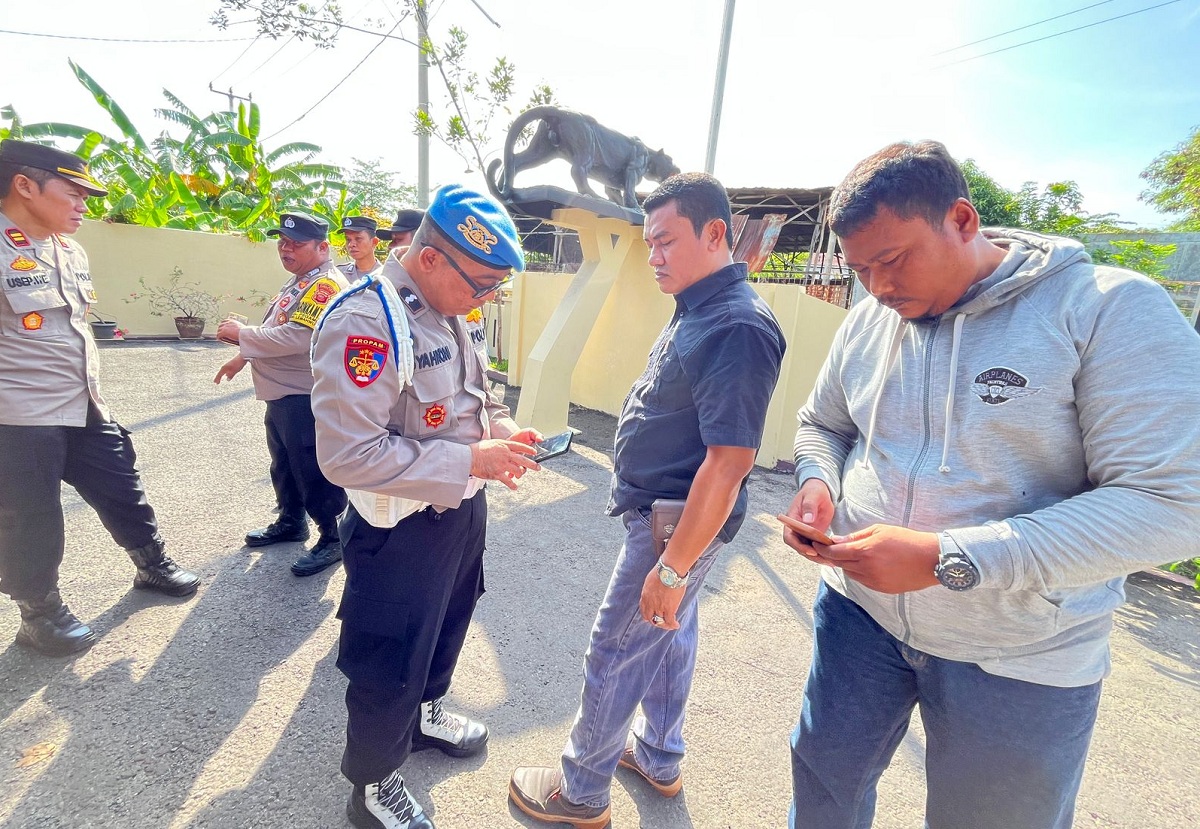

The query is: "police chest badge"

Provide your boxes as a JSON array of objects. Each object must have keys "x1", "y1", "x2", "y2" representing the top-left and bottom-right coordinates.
[
  {"x1": 21, "y1": 312, "x2": 43, "y2": 331},
  {"x1": 423, "y1": 404, "x2": 447, "y2": 429},
  {"x1": 9, "y1": 256, "x2": 36, "y2": 272},
  {"x1": 345, "y1": 335, "x2": 389, "y2": 387},
  {"x1": 972, "y1": 367, "x2": 1042, "y2": 405},
  {"x1": 465, "y1": 308, "x2": 483, "y2": 324}
]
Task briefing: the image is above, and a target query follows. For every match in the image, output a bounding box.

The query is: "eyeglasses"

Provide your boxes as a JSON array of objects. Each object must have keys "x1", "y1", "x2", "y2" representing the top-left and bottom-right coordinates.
[{"x1": 425, "y1": 244, "x2": 513, "y2": 300}]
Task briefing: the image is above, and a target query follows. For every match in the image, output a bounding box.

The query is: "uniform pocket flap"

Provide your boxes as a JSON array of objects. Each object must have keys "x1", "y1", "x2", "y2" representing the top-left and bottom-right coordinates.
[
  {"x1": 3, "y1": 286, "x2": 66, "y2": 314},
  {"x1": 336, "y1": 589, "x2": 410, "y2": 638},
  {"x1": 409, "y1": 363, "x2": 457, "y2": 403}
]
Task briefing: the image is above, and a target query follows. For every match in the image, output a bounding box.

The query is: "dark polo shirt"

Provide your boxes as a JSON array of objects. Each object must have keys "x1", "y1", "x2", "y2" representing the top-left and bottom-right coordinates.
[{"x1": 607, "y1": 262, "x2": 786, "y2": 542}]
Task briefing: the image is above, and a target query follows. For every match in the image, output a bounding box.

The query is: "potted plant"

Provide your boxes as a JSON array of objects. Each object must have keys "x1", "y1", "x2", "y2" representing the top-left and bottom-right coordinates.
[
  {"x1": 88, "y1": 310, "x2": 119, "y2": 340},
  {"x1": 124, "y1": 267, "x2": 226, "y2": 339}
]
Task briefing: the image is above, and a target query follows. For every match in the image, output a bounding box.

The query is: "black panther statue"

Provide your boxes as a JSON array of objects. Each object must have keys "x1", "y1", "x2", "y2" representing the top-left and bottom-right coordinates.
[{"x1": 487, "y1": 106, "x2": 679, "y2": 210}]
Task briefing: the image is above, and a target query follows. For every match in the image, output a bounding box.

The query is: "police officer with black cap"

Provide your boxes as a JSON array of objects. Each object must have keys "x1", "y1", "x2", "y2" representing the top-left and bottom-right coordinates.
[
  {"x1": 214, "y1": 211, "x2": 350, "y2": 577},
  {"x1": 377, "y1": 208, "x2": 425, "y2": 253},
  {"x1": 336, "y1": 215, "x2": 384, "y2": 280},
  {"x1": 0, "y1": 139, "x2": 201, "y2": 656},
  {"x1": 310, "y1": 185, "x2": 540, "y2": 829}
]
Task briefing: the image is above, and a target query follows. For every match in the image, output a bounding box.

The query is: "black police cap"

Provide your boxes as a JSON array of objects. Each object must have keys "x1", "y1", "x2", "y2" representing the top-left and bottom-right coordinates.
[
  {"x1": 377, "y1": 208, "x2": 425, "y2": 240},
  {"x1": 265, "y1": 211, "x2": 329, "y2": 242},
  {"x1": 334, "y1": 215, "x2": 379, "y2": 235},
  {"x1": 0, "y1": 139, "x2": 108, "y2": 197}
]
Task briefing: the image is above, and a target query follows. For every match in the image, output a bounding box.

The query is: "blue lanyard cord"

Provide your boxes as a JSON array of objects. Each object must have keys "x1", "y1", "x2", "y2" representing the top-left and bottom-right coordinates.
[{"x1": 372, "y1": 281, "x2": 403, "y2": 369}]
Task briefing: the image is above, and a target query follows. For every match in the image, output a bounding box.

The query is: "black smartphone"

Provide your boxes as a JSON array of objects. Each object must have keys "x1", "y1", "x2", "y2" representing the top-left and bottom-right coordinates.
[{"x1": 531, "y1": 430, "x2": 573, "y2": 462}]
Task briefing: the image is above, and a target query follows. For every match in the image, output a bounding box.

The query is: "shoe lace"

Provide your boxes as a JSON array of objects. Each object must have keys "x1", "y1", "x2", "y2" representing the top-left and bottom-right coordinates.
[
  {"x1": 377, "y1": 770, "x2": 418, "y2": 822},
  {"x1": 425, "y1": 698, "x2": 463, "y2": 738}
]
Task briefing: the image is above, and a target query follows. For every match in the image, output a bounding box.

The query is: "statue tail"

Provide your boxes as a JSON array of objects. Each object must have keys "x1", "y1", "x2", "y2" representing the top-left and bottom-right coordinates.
[{"x1": 496, "y1": 105, "x2": 557, "y2": 198}]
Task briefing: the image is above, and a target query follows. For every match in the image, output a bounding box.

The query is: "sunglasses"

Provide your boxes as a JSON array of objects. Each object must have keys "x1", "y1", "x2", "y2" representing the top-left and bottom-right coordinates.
[{"x1": 425, "y1": 244, "x2": 512, "y2": 300}]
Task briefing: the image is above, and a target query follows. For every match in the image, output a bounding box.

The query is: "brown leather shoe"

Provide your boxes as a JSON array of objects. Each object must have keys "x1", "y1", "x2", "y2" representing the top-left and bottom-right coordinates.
[
  {"x1": 509, "y1": 767, "x2": 610, "y2": 829},
  {"x1": 617, "y1": 745, "x2": 682, "y2": 797}
]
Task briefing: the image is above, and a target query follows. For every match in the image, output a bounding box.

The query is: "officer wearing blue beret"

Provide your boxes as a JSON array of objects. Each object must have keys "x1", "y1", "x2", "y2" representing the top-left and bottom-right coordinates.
[
  {"x1": 0, "y1": 139, "x2": 200, "y2": 656},
  {"x1": 310, "y1": 184, "x2": 543, "y2": 829}
]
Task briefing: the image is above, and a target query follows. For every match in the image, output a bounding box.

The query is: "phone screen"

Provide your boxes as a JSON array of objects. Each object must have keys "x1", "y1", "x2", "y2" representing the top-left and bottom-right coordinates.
[{"x1": 532, "y1": 430, "x2": 573, "y2": 461}]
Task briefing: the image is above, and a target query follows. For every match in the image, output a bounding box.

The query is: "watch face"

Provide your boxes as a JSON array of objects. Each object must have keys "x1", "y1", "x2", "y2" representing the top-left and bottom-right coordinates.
[
  {"x1": 937, "y1": 557, "x2": 979, "y2": 591},
  {"x1": 657, "y1": 561, "x2": 685, "y2": 588}
]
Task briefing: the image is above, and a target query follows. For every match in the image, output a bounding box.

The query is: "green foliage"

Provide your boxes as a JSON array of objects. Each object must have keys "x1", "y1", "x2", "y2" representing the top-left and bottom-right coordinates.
[
  {"x1": 1140, "y1": 124, "x2": 1200, "y2": 232},
  {"x1": 1088, "y1": 239, "x2": 1178, "y2": 280},
  {"x1": 3, "y1": 61, "x2": 356, "y2": 240},
  {"x1": 345, "y1": 157, "x2": 417, "y2": 216},
  {"x1": 961, "y1": 159, "x2": 1021, "y2": 227},
  {"x1": 1164, "y1": 557, "x2": 1200, "y2": 590},
  {"x1": 124, "y1": 267, "x2": 227, "y2": 321}
]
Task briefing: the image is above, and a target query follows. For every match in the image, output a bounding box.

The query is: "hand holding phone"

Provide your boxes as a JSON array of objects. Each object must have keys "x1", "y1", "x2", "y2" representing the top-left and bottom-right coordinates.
[
  {"x1": 531, "y1": 430, "x2": 573, "y2": 462},
  {"x1": 777, "y1": 513, "x2": 836, "y2": 546}
]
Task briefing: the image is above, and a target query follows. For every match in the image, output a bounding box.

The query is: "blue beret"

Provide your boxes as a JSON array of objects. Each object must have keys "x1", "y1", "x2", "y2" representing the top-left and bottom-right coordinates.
[{"x1": 427, "y1": 184, "x2": 524, "y2": 272}]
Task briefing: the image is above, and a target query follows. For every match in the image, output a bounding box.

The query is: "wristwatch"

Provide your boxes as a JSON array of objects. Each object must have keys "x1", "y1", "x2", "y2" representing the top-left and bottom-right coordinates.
[
  {"x1": 656, "y1": 558, "x2": 689, "y2": 589},
  {"x1": 935, "y1": 550, "x2": 980, "y2": 591}
]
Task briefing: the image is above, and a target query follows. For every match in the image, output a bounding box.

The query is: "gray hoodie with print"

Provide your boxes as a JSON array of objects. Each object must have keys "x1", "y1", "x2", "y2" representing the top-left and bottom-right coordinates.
[{"x1": 794, "y1": 229, "x2": 1200, "y2": 687}]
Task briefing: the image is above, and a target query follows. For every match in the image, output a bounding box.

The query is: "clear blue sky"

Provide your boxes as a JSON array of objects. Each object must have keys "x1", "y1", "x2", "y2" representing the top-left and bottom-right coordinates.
[{"x1": 2, "y1": 0, "x2": 1197, "y2": 228}]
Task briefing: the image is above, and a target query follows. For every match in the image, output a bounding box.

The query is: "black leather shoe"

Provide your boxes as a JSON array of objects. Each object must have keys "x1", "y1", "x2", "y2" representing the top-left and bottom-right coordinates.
[
  {"x1": 14, "y1": 592, "x2": 97, "y2": 656},
  {"x1": 127, "y1": 540, "x2": 201, "y2": 597},
  {"x1": 290, "y1": 536, "x2": 343, "y2": 577},
  {"x1": 245, "y1": 520, "x2": 310, "y2": 547},
  {"x1": 347, "y1": 770, "x2": 435, "y2": 829},
  {"x1": 411, "y1": 698, "x2": 489, "y2": 758}
]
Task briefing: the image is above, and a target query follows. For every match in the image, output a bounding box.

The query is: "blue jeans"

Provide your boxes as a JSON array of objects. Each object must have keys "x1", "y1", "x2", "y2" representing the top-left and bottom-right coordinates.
[
  {"x1": 790, "y1": 583, "x2": 1102, "y2": 829},
  {"x1": 560, "y1": 510, "x2": 723, "y2": 808}
]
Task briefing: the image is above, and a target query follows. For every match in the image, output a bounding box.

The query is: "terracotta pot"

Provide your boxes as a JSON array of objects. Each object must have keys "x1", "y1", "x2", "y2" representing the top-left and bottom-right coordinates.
[{"x1": 174, "y1": 316, "x2": 206, "y2": 339}]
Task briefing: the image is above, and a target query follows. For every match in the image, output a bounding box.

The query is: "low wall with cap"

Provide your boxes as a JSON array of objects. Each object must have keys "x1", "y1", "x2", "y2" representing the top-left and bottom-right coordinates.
[
  {"x1": 506, "y1": 268, "x2": 847, "y2": 471},
  {"x1": 76, "y1": 220, "x2": 330, "y2": 338}
]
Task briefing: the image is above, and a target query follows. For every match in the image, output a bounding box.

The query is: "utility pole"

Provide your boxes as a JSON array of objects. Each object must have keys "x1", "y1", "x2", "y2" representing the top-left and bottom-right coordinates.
[
  {"x1": 416, "y1": 0, "x2": 431, "y2": 208},
  {"x1": 704, "y1": 0, "x2": 736, "y2": 175},
  {"x1": 209, "y1": 83, "x2": 252, "y2": 113}
]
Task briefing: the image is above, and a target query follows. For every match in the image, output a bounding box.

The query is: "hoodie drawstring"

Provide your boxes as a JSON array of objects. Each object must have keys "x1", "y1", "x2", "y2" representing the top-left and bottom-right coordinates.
[
  {"x1": 938, "y1": 313, "x2": 966, "y2": 473},
  {"x1": 862, "y1": 319, "x2": 908, "y2": 470}
]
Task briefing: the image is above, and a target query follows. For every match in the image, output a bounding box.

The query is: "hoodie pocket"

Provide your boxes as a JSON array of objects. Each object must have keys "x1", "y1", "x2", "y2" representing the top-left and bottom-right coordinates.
[{"x1": 905, "y1": 586, "x2": 1061, "y2": 654}]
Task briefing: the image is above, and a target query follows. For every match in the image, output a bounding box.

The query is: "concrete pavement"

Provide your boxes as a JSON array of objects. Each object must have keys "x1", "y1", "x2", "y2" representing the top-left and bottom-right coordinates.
[{"x1": 0, "y1": 341, "x2": 1197, "y2": 828}]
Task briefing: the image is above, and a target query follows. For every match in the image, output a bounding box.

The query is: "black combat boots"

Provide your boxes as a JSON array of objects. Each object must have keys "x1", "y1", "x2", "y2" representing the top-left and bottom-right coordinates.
[
  {"x1": 15, "y1": 590, "x2": 96, "y2": 656},
  {"x1": 127, "y1": 537, "x2": 201, "y2": 597}
]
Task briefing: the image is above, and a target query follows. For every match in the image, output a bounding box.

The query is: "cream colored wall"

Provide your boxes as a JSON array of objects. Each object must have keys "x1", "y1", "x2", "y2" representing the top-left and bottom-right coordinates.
[
  {"x1": 507, "y1": 267, "x2": 848, "y2": 469},
  {"x1": 75, "y1": 220, "x2": 290, "y2": 337}
]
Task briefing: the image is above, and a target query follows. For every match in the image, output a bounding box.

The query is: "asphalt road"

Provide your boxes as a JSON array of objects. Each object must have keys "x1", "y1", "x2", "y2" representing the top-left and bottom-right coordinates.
[{"x1": 0, "y1": 341, "x2": 1197, "y2": 828}]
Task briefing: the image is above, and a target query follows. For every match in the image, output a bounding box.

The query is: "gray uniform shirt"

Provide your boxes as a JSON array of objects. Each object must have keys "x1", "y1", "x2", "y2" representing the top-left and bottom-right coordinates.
[
  {"x1": 310, "y1": 258, "x2": 516, "y2": 509},
  {"x1": 340, "y1": 261, "x2": 382, "y2": 280},
  {"x1": 0, "y1": 210, "x2": 107, "y2": 426},
  {"x1": 238, "y1": 261, "x2": 348, "y2": 400}
]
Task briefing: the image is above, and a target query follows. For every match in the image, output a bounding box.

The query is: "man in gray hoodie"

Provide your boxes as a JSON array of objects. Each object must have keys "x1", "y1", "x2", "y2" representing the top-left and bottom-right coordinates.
[{"x1": 783, "y1": 141, "x2": 1200, "y2": 829}]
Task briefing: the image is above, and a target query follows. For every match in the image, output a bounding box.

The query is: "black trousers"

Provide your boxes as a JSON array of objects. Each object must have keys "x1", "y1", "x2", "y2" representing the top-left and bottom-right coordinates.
[
  {"x1": 337, "y1": 491, "x2": 487, "y2": 786},
  {"x1": 264, "y1": 395, "x2": 346, "y2": 534},
  {"x1": 0, "y1": 405, "x2": 159, "y2": 602}
]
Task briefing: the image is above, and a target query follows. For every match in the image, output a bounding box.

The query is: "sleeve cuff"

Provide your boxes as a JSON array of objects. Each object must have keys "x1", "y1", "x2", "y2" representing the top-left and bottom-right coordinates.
[
  {"x1": 794, "y1": 463, "x2": 842, "y2": 503},
  {"x1": 944, "y1": 522, "x2": 1017, "y2": 590}
]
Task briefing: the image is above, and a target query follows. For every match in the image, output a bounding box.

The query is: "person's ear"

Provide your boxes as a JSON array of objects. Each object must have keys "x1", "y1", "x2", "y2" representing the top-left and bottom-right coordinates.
[
  {"x1": 706, "y1": 218, "x2": 728, "y2": 250},
  {"x1": 947, "y1": 198, "x2": 980, "y2": 240}
]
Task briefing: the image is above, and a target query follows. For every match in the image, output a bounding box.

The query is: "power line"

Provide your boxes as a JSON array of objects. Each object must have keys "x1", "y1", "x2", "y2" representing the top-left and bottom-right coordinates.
[
  {"x1": 936, "y1": 0, "x2": 1183, "y2": 68},
  {"x1": 262, "y1": 13, "x2": 409, "y2": 142},
  {"x1": 0, "y1": 27, "x2": 254, "y2": 43},
  {"x1": 933, "y1": 0, "x2": 1118, "y2": 56},
  {"x1": 211, "y1": 34, "x2": 263, "y2": 84}
]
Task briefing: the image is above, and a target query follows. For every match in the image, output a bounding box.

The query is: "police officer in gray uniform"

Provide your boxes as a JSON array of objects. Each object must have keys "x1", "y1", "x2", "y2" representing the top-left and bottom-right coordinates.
[
  {"x1": 377, "y1": 208, "x2": 424, "y2": 253},
  {"x1": 336, "y1": 215, "x2": 384, "y2": 280},
  {"x1": 310, "y1": 185, "x2": 541, "y2": 829},
  {"x1": 0, "y1": 139, "x2": 200, "y2": 656},
  {"x1": 214, "y1": 212, "x2": 350, "y2": 577}
]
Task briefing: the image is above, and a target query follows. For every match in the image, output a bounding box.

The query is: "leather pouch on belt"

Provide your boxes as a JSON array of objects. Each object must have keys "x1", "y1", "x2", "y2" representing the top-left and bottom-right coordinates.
[{"x1": 651, "y1": 498, "x2": 687, "y2": 558}]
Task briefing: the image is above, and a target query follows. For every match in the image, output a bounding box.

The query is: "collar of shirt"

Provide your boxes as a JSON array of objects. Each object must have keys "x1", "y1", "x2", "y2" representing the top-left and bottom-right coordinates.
[{"x1": 674, "y1": 261, "x2": 749, "y2": 312}]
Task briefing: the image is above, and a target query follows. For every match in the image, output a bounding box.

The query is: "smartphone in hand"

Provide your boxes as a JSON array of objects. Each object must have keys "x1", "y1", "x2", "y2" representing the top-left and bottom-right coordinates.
[
  {"x1": 531, "y1": 430, "x2": 573, "y2": 462},
  {"x1": 777, "y1": 513, "x2": 836, "y2": 546}
]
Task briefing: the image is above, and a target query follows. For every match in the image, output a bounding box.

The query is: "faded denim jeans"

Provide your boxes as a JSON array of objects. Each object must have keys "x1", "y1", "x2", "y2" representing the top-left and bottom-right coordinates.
[
  {"x1": 560, "y1": 509, "x2": 723, "y2": 808},
  {"x1": 790, "y1": 582, "x2": 1103, "y2": 829}
]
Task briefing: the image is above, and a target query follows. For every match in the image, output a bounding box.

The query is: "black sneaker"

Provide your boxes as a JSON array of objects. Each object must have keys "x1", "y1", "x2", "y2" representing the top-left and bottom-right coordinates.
[
  {"x1": 245, "y1": 520, "x2": 310, "y2": 547},
  {"x1": 347, "y1": 770, "x2": 434, "y2": 829}
]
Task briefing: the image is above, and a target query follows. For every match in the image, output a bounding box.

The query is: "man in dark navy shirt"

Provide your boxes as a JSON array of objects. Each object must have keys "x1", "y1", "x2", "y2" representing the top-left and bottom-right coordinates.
[{"x1": 511, "y1": 172, "x2": 786, "y2": 828}]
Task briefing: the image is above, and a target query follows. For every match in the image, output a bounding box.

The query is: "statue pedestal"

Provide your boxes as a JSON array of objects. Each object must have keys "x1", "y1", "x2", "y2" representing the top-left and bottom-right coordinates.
[{"x1": 512, "y1": 191, "x2": 647, "y2": 435}]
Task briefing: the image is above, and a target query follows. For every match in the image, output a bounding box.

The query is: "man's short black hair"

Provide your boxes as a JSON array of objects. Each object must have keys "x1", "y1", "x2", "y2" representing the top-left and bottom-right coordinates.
[
  {"x1": 643, "y1": 172, "x2": 734, "y2": 249},
  {"x1": 828, "y1": 141, "x2": 971, "y2": 237},
  {"x1": 0, "y1": 163, "x2": 55, "y2": 200}
]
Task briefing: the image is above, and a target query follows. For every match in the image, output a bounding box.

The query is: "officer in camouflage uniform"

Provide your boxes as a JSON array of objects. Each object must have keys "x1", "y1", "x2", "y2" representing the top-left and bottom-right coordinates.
[
  {"x1": 310, "y1": 185, "x2": 539, "y2": 829},
  {"x1": 214, "y1": 212, "x2": 349, "y2": 577},
  {"x1": 0, "y1": 139, "x2": 200, "y2": 656}
]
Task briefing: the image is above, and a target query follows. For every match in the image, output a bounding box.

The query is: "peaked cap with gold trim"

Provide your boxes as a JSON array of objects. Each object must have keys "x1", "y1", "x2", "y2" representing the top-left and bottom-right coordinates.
[{"x1": 0, "y1": 139, "x2": 108, "y2": 197}]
